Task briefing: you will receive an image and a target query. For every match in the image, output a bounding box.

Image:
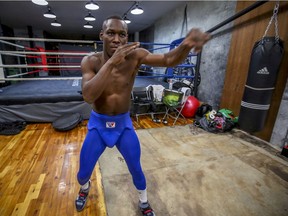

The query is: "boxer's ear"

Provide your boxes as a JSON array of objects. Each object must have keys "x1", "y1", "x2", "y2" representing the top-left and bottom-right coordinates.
[{"x1": 99, "y1": 30, "x2": 103, "y2": 41}]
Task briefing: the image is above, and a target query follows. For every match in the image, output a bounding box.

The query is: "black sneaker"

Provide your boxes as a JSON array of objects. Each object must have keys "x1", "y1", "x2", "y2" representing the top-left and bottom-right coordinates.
[
  {"x1": 75, "y1": 180, "x2": 91, "y2": 212},
  {"x1": 139, "y1": 201, "x2": 155, "y2": 216}
]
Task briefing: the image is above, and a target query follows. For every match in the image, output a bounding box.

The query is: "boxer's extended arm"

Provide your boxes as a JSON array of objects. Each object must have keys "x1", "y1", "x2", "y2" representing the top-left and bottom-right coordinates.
[{"x1": 141, "y1": 28, "x2": 210, "y2": 67}]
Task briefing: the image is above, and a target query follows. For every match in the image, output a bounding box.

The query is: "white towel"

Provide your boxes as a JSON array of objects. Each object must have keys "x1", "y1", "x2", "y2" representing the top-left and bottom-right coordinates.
[{"x1": 146, "y1": 85, "x2": 165, "y2": 102}]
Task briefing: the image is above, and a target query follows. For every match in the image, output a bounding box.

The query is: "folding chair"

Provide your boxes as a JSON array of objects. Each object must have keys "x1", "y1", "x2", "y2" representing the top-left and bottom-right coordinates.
[
  {"x1": 131, "y1": 85, "x2": 166, "y2": 122},
  {"x1": 131, "y1": 86, "x2": 154, "y2": 122},
  {"x1": 147, "y1": 84, "x2": 166, "y2": 122},
  {"x1": 162, "y1": 89, "x2": 187, "y2": 126}
]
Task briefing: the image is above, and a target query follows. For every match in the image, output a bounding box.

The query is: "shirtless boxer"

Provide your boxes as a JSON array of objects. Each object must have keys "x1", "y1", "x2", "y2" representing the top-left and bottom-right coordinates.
[{"x1": 75, "y1": 15, "x2": 210, "y2": 216}]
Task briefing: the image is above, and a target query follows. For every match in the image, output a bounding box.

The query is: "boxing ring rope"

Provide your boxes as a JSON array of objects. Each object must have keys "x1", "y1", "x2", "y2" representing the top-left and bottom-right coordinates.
[
  {"x1": 2, "y1": 77, "x2": 82, "y2": 81},
  {"x1": 7, "y1": 69, "x2": 41, "y2": 78},
  {"x1": 0, "y1": 37, "x2": 171, "y2": 47},
  {"x1": 0, "y1": 36, "x2": 97, "y2": 81},
  {"x1": 0, "y1": 51, "x2": 92, "y2": 56},
  {"x1": 0, "y1": 37, "x2": 196, "y2": 82},
  {"x1": 0, "y1": 36, "x2": 173, "y2": 52},
  {"x1": 0, "y1": 36, "x2": 95, "y2": 44},
  {"x1": 0, "y1": 65, "x2": 80, "y2": 68},
  {"x1": 1, "y1": 53, "x2": 27, "y2": 58},
  {"x1": 0, "y1": 40, "x2": 25, "y2": 49}
]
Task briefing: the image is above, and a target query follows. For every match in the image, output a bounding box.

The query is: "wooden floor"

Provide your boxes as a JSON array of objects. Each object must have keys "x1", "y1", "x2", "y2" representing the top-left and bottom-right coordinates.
[{"x1": 0, "y1": 114, "x2": 191, "y2": 216}]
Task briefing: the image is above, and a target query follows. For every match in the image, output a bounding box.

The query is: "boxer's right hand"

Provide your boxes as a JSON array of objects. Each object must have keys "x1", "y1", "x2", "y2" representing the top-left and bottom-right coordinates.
[{"x1": 110, "y1": 42, "x2": 140, "y2": 65}]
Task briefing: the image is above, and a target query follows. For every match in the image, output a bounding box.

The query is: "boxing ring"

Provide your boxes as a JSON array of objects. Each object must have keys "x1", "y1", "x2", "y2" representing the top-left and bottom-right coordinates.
[{"x1": 0, "y1": 37, "x2": 196, "y2": 123}]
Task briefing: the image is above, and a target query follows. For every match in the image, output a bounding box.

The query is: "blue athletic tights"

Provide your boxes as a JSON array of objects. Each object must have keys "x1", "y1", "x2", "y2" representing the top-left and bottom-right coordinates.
[{"x1": 77, "y1": 112, "x2": 146, "y2": 190}]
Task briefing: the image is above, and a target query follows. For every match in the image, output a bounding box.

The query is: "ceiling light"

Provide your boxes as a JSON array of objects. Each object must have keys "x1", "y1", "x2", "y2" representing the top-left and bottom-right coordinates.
[
  {"x1": 131, "y1": 3, "x2": 144, "y2": 15},
  {"x1": 85, "y1": 1, "x2": 99, "y2": 10},
  {"x1": 31, "y1": 0, "x2": 48, "y2": 6},
  {"x1": 84, "y1": 12, "x2": 96, "y2": 21},
  {"x1": 84, "y1": 22, "x2": 93, "y2": 29},
  {"x1": 51, "y1": 20, "x2": 61, "y2": 27},
  {"x1": 123, "y1": 15, "x2": 131, "y2": 24},
  {"x1": 44, "y1": 7, "x2": 56, "y2": 19}
]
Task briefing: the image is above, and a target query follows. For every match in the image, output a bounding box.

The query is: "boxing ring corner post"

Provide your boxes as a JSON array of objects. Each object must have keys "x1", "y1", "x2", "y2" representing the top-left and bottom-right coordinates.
[{"x1": 0, "y1": 54, "x2": 4, "y2": 84}]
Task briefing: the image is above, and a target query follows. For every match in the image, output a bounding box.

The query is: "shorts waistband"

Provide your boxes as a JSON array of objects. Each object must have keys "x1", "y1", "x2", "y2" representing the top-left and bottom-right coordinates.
[
  {"x1": 90, "y1": 110, "x2": 130, "y2": 120},
  {"x1": 88, "y1": 110, "x2": 132, "y2": 130}
]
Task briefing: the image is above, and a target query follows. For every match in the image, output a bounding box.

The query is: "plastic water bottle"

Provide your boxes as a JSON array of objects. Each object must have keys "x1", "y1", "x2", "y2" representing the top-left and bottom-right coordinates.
[{"x1": 169, "y1": 79, "x2": 173, "y2": 90}]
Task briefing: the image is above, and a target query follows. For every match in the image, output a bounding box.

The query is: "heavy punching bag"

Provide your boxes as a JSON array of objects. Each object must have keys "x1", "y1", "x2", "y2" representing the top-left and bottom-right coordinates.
[{"x1": 239, "y1": 2, "x2": 284, "y2": 133}]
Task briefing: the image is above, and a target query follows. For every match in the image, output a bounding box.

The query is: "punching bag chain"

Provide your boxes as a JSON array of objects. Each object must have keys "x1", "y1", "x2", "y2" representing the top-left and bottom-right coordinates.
[{"x1": 262, "y1": 1, "x2": 280, "y2": 43}]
